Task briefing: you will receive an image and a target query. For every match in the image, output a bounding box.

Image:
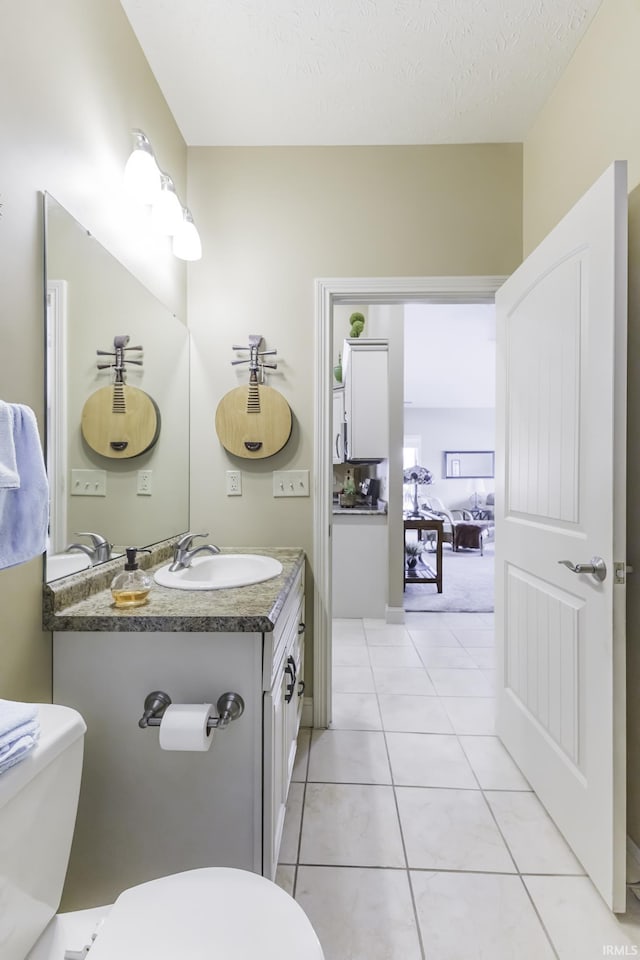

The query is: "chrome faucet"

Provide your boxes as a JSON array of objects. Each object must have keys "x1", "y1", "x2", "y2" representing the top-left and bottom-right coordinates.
[
  {"x1": 169, "y1": 533, "x2": 220, "y2": 572},
  {"x1": 65, "y1": 532, "x2": 112, "y2": 565}
]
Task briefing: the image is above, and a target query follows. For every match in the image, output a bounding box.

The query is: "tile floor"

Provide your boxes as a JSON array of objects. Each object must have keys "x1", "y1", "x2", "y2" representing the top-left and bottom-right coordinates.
[{"x1": 276, "y1": 612, "x2": 640, "y2": 960}]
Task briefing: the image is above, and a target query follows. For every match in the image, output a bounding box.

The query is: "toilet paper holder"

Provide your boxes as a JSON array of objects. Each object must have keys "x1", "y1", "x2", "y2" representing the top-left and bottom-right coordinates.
[{"x1": 138, "y1": 690, "x2": 245, "y2": 731}]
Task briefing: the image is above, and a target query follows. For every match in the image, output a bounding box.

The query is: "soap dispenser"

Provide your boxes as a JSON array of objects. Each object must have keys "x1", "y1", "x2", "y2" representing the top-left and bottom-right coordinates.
[{"x1": 111, "y1": 548, "x2": 152, "y2": 608}]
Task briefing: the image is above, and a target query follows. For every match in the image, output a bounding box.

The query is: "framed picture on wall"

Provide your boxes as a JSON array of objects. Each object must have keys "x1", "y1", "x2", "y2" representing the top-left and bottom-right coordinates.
[{"x1": 444, "y1": 451, "x2": 494, "y2": 479}]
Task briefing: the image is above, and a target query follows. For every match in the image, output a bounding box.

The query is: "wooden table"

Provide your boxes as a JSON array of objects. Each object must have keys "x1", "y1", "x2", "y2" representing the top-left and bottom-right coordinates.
[{"x1": 404, "y1": 517, "x2": 443, "y2": 593}]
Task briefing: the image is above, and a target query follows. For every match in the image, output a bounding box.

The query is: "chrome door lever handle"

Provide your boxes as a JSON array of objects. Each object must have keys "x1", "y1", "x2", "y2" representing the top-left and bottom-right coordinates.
[{"x1": 558, "y1": 557, "x2": 607, "y2": 582}]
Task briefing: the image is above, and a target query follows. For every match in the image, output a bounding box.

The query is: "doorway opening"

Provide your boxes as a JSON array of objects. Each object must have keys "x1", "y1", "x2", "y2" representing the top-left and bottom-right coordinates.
[
  {"x1": 313, "y1": 276, "x2": 505, "y2": 729},
  {"x1": 402, "y1": 302, "x2": 496, "y2": 615}
]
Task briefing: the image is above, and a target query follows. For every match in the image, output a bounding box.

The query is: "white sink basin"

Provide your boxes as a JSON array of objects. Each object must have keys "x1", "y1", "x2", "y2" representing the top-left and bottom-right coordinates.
[{"x1": 154, "y1": 553, "x2": 283, "y2": 591}]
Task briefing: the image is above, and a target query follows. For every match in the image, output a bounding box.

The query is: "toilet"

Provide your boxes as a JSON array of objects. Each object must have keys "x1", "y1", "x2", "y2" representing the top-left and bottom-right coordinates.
[{"x1": 1, "y1": 703, "x2": 324, "y2": 960}]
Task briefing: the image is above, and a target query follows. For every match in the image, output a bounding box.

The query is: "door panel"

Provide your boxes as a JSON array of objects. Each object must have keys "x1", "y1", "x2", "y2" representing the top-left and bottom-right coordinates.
[{"x1": 496, "y1": 161, "x2": 628, "y2": 911}]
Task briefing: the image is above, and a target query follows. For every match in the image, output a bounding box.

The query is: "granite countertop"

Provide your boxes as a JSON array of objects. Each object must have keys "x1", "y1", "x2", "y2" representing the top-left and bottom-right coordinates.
[{"x1": 43, "y1": 538, "x2": 305, "y2": 633}]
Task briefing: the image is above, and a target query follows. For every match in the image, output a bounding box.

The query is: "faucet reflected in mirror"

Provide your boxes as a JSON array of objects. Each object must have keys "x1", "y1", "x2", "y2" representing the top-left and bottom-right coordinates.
[{"x1": 43, "y1": 193, "x2": 190, "y2": 582}]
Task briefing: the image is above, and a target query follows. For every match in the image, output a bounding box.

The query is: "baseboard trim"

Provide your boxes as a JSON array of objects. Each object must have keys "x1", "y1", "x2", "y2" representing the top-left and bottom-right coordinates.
[
  {"x1": 627, "y1": 835, "x2": 640, "y2": 884},
  {"x1": 386, "y1": 605, "x2": 405, "y2": 624},
  {"x1": 301, "y1": 697, "x2": 314, "y2": 728}
]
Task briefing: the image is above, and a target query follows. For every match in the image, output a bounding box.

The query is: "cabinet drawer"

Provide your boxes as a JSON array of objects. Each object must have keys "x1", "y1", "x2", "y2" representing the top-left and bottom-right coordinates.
[{"x1": 263, "y1": 568, "x2": 304, "y2": 690}]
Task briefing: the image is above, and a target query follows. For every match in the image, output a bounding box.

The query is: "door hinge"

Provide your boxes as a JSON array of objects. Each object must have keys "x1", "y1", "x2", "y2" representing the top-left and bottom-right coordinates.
[{"x1": 614, "y1": 562, "x2": 633, "y2": 585}]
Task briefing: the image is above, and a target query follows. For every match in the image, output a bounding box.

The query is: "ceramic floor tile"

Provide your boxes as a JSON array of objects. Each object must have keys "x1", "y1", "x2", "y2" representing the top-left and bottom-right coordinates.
[
  {"x1": 364, "y1": 621, "x2": 412, "y2": 646},
  {"x1": 466, "y1": 646, "x2": 496, "y2": 669},
  {"x1": 387, "y1": 732, "x2": 477, "y2": 788},
  {"x1": 330, "y1": 692, "x2": 382, "y2": 730},
  {"x1": 486, "y1": 791, "x2": 586, "y2": 874},
  {"x1": 459, "y1": 735, "x2": 530, "y2": 790},
  {"x1": 373, "y1": 666, "x2": 436, "y2": 696},
  {"x1": 411, "y1": 871, "x2": 555, "y2": 960},
  {"x1": 475, "y1": 613, "x2": 496, "y2": 627},
  {"x1": 296, "y1": 866, "x2": 422, "y2": 960},
  {"x1": 274, "y1": 864, "x2": 295, "y2": 896},
  {"x1": 278, "y1": 781, "x2": 304, "y2": 863},
  {"x1": 332, "y1": 619, "x2": 367, "y2": 646},
  {"x1": 367, "y1": 644, "x2": 423, "y2": 668},
  {"x1": 292, "y1": 727, "x2": 311, "y2": 781},
  {"x1": 308, "y1": 729, "x2": 391, "y2": 784},
  {"x1": 415, "y1": 645, "x2": 479, "y2": 669},
  {"x1": 377, "y1": 694, "x2": 453, "y2": 733},
  {"x1": 332, "y1": 665, "x2": 375, "y2": 693},
  {"x1": 396, "y1": 786, "x2": 515, "y2": 872},
  {"x1": 441, "y1": 696, "x2": 496, "y2": 735},
  {"x1": 427, "y1": 667, "x2": 494, "y2": 697},
  {"x1": 405, "y1": 626, "x2": 461, "y2": 647},
  {"x1": 453, "y1": 628, "x2": 495, "y2": 647},
  {"x1": 300, "y1": 782, "x2": 405, "y2": 867},
  {"x1": 525, "y1": 876, "x2": 640, "y2": 958},
  {"x1": 481, "y1": 668, "x2": 497, "y2": 693},
  {"x1": 440, "y1": 613, "x2": 490, "y2": 630},
  {"x1": 332, "y1": 645, "x2": 371, "y2": 667}
]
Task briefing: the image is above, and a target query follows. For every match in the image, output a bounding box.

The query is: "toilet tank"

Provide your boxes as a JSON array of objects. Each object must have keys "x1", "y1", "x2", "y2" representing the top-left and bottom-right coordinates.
[{"x1": 0, "y1": 703, "x2": 86, "y2": 960}]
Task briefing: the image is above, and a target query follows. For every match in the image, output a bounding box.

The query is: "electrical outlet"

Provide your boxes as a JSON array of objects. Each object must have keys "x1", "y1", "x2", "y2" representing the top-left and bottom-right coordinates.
[
  {"x1": 137, "y1": 469, "x2": 153, "y2": 496},
  {"x1": 226, "y1": 470, "x2": 242, "y2": 496},
  {"x1": 272, "y1": 470, "x2": 310, "y2": 497},
  {"x1": 71, "y1": 469, "x2": 106, "y2": 497}
]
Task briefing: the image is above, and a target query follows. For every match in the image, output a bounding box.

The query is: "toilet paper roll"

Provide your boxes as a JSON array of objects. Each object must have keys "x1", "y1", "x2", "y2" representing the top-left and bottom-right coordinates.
[{"x1": 158, "y1": 702, "x2": 214, "y2": 751}]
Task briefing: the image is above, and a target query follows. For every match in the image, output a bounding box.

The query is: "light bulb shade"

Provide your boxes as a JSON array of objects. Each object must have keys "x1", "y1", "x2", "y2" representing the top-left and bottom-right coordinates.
[
  {"x1": 151, "y1": 176, "x2": 183, "y2": 236},
  {"x1": 173, "y1": 210, "x2": 202, "y2": 261},
  {"x1": 124, "y1": 137, "x2": 161, "y2": 205}
]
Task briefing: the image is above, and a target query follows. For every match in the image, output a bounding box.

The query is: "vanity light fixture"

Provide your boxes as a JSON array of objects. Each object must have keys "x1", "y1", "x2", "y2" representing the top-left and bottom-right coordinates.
[
  {"x1": 123, "y1": 129, "x2": 161, "y2": 205},
  {"x1": 173, "y1": 208, "x2": 202, "y2": 261},
  {"x1": 124, "y1": 128, "x2": 202, "y2": 261},
  {"x1": 151, "y1": 174, "x2": 183, "y2": 236}
]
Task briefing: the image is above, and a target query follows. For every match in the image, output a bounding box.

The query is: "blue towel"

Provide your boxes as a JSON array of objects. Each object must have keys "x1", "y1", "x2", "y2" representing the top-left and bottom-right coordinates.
[
  {"x1": 0, "y1": 700, "x2": 40, "y2": 776},
  {"x1": 0, "y1": 698, "x2": 38, "y2": 740},
  {"x1": 0, "y1": 402, "x2": 20, "y2": 489},
  {"x1": 0, "y1": 404, "x2": 49, "y2": 570},
  {"x1": 0, "y1": 717, "x2": 40, "y2": 752},
  {"x1": 0, "y1": 735, "x2": 38, "y2": 775}
]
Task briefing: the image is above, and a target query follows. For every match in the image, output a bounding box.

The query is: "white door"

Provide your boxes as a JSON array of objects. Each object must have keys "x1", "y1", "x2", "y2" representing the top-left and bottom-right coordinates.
[{"x1": 495, "y1": 161, "x2": 628, "y2": 911}]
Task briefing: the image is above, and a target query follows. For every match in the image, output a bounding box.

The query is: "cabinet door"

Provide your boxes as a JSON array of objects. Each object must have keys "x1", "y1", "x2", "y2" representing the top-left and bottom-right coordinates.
[
  {"x1": 263, "y1": 664, "x2": 288, "y2": 880},
  {"x1": 332, "y1": 388, "x2": 345, "y2": 463},
  {"x1": 343, "y1": 339, "x2": 388, "y2": 460}
]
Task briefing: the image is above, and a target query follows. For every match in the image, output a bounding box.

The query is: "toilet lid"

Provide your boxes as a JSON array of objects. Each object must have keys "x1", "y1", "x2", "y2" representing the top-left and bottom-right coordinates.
[{"x1": 86, "y1": 868, "x2": 324, "y2": 960}]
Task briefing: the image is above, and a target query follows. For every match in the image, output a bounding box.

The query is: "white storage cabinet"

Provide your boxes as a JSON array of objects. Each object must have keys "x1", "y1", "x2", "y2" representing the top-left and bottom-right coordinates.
[{"x1": 342, "y1": 338, "x2": 389, "y2": 461}]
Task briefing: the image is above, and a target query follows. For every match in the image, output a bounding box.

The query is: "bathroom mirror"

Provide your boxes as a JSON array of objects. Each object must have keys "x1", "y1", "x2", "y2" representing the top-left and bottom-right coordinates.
[{"x1": 44, "y1": 193, "x2": 189, "y2": 580}]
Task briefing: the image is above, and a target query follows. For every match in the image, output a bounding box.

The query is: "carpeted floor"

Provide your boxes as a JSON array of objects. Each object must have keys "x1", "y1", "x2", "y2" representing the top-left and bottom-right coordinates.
[{"x1": 403, "y1": 542, "x2": 494, "y2": 613}]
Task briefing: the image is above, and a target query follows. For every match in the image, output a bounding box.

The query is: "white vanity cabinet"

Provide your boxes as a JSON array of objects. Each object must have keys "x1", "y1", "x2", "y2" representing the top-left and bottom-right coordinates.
[
  {"x1": 51, "y1": 562, "x2": 305, "y2": 909},
  {"x1": 342, "y1": 338, "x2": 389, "y2": 461},
  {"x1": 263, "y1": 572, "x2": 305, "y2": 877}
]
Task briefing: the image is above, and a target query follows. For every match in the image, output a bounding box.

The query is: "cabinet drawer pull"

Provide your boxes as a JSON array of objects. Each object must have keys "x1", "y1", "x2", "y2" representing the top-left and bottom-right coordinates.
[
  {"x1": 298, "y1": 622, "x2": 305, "y2": 634},
  {"x1": 285, "y1": 655, "x2": 297, "y2": 703},
  {"x1": 297, "y1": 680, "x2": 305, "y2": 697}
]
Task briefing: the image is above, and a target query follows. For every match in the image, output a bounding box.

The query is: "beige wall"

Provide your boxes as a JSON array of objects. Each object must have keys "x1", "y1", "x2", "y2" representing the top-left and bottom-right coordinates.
[
  {"x1": 0, "y1": 0, "x2": 186, "y2": 700},
  {"x1": 523, "y1": 0, "x2": 640, "y2": 253},
  {"x1": 187, "y1": 144, "x2": 523, "y2": 681},
  {"x1": 522, "y1": 0, "x2": 640, "y2": 842}
]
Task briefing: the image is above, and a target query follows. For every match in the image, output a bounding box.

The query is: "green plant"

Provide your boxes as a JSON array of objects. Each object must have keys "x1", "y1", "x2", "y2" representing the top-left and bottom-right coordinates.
[
  {"x1": 405, "y1": 541, "x2": 423, "y2": 558},
  {"x1": 343, "y1": 471, "x2": 357, "y2": 496},
  {"x1": 349, "y1": 311, "x2": 365, "y2": 338}
]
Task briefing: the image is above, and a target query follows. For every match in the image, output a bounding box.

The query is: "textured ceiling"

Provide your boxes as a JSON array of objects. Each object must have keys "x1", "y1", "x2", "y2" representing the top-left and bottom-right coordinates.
[{"x1": 119, "y1": 0, "x2": 602, "y2": 146}]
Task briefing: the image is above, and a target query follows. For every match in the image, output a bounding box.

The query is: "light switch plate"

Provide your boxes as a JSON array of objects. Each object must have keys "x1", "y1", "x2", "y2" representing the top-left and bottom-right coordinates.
[
  {"x1": 71, "y1": 469, "x2": 107, "y2": 497},
  {"x1": 272, "y1": 469, "x2": 310, "y2": 497}
]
